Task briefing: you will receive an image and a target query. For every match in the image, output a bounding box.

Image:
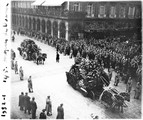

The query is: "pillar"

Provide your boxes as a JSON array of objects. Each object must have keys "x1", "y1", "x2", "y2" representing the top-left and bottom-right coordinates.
[
  {"x1": 51, "y1": 20, "x2": 53, "y2": 37},
  {"x1": 65, "y1": 22, "x2": 69, "y2": 41},
  {"x1": 58, "y1": 21, "x2": 60, "y2": 38}
]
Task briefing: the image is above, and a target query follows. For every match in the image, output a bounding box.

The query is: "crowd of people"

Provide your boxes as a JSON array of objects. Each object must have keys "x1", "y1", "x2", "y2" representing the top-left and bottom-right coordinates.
[{"x1": 12, "y1": 29, "x2": 142, "y2": 118}]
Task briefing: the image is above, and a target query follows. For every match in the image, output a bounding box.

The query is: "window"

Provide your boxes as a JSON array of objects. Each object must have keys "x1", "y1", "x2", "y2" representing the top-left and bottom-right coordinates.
[
  {"x1": 98, "y1": 5, "x2": 106, "y2": 18},
  {"x1": 87, "y1": 3, "x2": 93, "y2": 17},
  {"x1": 119, "y1": 6, "x2": 125, "y2": 18},
  {"x1": 73, "y1": 3, "x2": 80, "y2": 11},
  {"x1": 128, "y1": 7, "x2": 135, "y2": 18},
  {"x1": 109, "y1": 6, "x2": 116, "y2": 18}
]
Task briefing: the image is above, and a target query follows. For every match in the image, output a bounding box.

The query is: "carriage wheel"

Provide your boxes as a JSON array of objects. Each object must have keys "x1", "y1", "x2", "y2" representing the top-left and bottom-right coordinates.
[
  {"x1": 22, "y1": 52, "x2": 27, "y2": 60},
  {"x1": 88, "y1": 91, "x2": 95, "y2": 100}
]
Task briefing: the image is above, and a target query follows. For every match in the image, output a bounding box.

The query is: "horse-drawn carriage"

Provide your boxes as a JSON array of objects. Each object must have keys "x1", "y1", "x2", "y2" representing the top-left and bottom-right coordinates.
[
  {"x1": 66, "y1": 58, "x2": 130, "y2": 112},
  {"x1": 17, "y1": 39, "x2": 47, "y2": 65},
  {"x1": 66, "y1": 58, "x2": 110, "y2": 99}
]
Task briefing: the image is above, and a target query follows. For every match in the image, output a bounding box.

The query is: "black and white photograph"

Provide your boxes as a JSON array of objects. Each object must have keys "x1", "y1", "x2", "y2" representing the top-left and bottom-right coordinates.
[{"x1": 0, "y1": 0, "x2": 142, "y2": 119}]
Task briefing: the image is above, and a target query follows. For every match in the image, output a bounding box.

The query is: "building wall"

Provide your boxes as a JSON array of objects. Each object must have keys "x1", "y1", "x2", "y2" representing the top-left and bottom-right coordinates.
[{"x1": 11, "y1": 0, "x2": 142, "y2": 40}]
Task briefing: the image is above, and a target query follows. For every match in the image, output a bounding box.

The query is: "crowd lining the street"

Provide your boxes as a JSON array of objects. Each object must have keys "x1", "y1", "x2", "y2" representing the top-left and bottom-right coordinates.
[{"x1": 11, "y1": 29, "x2": 142, "y2": 119}]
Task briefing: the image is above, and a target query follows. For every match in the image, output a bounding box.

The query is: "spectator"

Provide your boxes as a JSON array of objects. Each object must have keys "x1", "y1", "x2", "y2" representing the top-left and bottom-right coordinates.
[
  {"x1": 56, "y1": 52, "x2": 60, "y2": 63},
  {"x1": 39, "y1": 109, "x2": 46, "y2": 119},
  {"x1": 28, "y1": 76, "x2": 33, "y2": 93},
  {"x1": 31, "y1": 97, "x2": 37, "y2": 119},
  {"x1": 56, "y1": 103, "x2": 64, "y2": 119},
  {"x1": 126, "y1": 77, "x2": 133, "y2": 94},
  {"x1": 134, "y1": 82, "x2": 141, "y2": 99},
  {"x1": 18, "y1": 92, "x2": 24, "y2": 111},
  {"x1": 24, "y1": 92, "x2": 31, "y2": 114},
  {"x1": 45, "y1": 96, "x2": 52, "y2": 116},
  {"x1": 19, "y1": 66, "x2": 24, "y2": 80},
  {"x1": 14, "y1": 61, "x2": 18, "y2": 74}
]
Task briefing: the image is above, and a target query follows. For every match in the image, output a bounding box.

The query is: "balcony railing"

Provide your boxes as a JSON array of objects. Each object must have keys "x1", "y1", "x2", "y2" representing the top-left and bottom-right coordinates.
[{"x1": 11, "y1": 7, "x2": 87, "y2": 19}]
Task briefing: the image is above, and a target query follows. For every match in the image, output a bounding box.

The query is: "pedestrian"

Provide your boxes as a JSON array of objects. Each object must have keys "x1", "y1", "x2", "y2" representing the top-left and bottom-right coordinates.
[
  {"x1": 56, "y1": 103, "x2": 64, "y2": 119},
  {"x1": 126, "y1": 77, "x2": 133, "y2": 94},
  {"x1": 134, "y1": 82, "x2": 141, "y2": 99},
  {"x1": 28, "y1": 76, "x2": 33, "y2": 93},
  {"x1": 14, "y1": 61, "x2": 18, "y2": 74},
  {"x1": 11, "y1": 60, "x2": 14, "y2": 70},
  {"x1": 19, "y1": 66, "x2": 24, "y2": 80},
  {"x1": 114, "y1": 72, "x2": 120, "y2": 86},
  {"x1": 45, "y1": 96, "x2": 52, "y2": 116},
  {"x1": 108, "y1": 66, "x2": 112, "y2": 81},
  {"x1": 56, "y1": 52, "x2": 60, "y2": 62},
  {"x1": 24, "y1": 92, "x2": 31, "y2": 114},
  {"x1": 39, "y1": 109, "x2": 46, "y2": 119},
  {"x1": 18, "y1": 92, "x2": 24, "y2": 111},
  {"x1": 31, "y1": 97, "x2": 37, "y2": 119}
]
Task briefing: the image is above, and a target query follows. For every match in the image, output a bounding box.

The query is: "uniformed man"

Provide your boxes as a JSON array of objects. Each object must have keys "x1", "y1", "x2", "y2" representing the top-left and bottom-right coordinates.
[
  {"x1": 126, "y1": 77, "x2": 133, "y2": 94},
  {"x1": 19, "y1": 66, "x2": 24, "y2": 80},
  {"x1": 31, "y1": 97, "x2": 37, "y2": 119},
  {"x1": 28, "y1": 76, "x2": 33, "y2": 93},
  {"x1": 56, "y1": 103, "x2": 64, "y2": 119},
  {"x1": 14, "y1": 61, "x2": 18, "y2": 74},
  {"x1": 19, "y1": 92, "x2": 24, "y2": 110},
  {"x1": 24, "y1": 92, "x2": 31, "y2": 114}
]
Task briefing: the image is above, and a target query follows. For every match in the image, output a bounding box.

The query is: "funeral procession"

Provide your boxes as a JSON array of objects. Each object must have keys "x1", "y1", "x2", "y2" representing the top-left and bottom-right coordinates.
[{"x1": 11, "y1": 0, "x2": 142, "y2": 119}]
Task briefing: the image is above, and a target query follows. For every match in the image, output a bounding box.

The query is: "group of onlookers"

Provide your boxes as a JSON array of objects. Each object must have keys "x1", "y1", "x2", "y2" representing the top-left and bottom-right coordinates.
[{"x1": 19, "y1": 93, "x2": 64, "y2": 119}]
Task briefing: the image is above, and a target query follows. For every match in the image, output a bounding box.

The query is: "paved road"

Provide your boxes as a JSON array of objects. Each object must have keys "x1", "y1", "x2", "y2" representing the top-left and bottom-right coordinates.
[{"x1": 11, "y1": 34, "x2": 141, "y2": 119}]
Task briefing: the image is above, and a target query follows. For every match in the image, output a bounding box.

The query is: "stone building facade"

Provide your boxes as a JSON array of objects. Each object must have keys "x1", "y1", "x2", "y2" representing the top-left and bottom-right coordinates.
[{"x1": 11, "y1": 0, "x2": 142, "y2": 40}]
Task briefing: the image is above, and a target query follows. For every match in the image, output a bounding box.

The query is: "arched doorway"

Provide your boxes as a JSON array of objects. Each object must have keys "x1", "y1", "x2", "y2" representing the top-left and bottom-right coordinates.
[
  {"x1": 37, "y1": 19, "x2": 40, "y2": 32},
  {"x1": 29, "y1": 17, "x2": 32, "y2": 30},
  {"x1": 25, "y1": 17, "x2": 29, "y2": 29},
  {"x1": 33, "y1": 18, "x2": 36, "y2": 31},
  {"x1": 53, "y1": 21, "x2": 58, "y2": 38},
  {"x1": 42, "y1": 19, "x2": 45, "y2": 33},
  {"x1": 59, "y1": 22, "x2": 66, "y2": 39},
  {"x1": 47, "y1": 20, "x2": 51, "y2": 35},
  {"x1": 19, "y1": 16, "x2": 22, "y2": 26},
  {"x1": 22, "y1": 16, "x2": 24, "y2": 27}
]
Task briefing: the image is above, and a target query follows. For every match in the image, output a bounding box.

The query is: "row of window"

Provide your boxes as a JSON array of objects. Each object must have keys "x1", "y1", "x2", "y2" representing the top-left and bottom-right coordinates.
[{"x1": 73, "y1": 3, "x2": 140, "y2": 18}]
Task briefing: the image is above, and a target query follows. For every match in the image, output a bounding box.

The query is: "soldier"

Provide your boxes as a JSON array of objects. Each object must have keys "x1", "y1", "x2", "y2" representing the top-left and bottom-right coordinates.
[
  {"x1": 39, "y1": 109, "x2": 46, "y2": 119},
  {"x1": 56, "y1": 52, "x2": 60, "y2": 63},
  {"x1": 28, "y1": 76, "x2": 33, "y2": 93},
  {"x1": 45, "y1": 96, "x2": 52, "y2": 116},
  {"x1": 114, "y1": 72, "x2": 120, "y2": 86},
  {"x1": 14, "y1": 61, "x2": 18, "y2": 74},
  {"x1": 56, "y1": 103, "x2": 64, "y2": 119},
  {"x1": 134, "y1": 82, "x2": 141, "y2": 99},
  {"x1": 24, "y1": 92, "x2": 31, "y2": 114},
  {"x1": 31, "y1": 97, "x2": 37, "y2": 119},
  {"x1": 19, "y1": 66, "x2": 24, "y2": 80},
  {"x1": 18, "y1": 92, "x2": 24, "y2": 111},
  {"x1": 11, "y1": 60, "x2": 14, "y2": 70},
  {"x1": 126, "y1": 77, "x2": 133, "y2": 94}
]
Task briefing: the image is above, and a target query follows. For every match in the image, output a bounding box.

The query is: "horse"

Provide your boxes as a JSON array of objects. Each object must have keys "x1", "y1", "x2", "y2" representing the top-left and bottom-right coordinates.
[{"x1": 36, "y1": 53, "x2": 47, "y2": 65}]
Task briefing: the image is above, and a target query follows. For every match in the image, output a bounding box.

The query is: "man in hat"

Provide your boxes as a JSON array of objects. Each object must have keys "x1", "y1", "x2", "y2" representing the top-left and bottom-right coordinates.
[
  {"x1": 39, "y1": 109, "x2": 46, "y2": 119},
  {"x1": 31, "y1": 97, "x2": 37, "y2": 119},
  {"x1": 56, "y1": 103, "x2": 64, "y2": 119},
  {"x1": 24, "y1": 92, "x2": 31, "y2": 114},
  {"x1": 19, "y1": 92, "x2": 24, "y2": 110}
]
